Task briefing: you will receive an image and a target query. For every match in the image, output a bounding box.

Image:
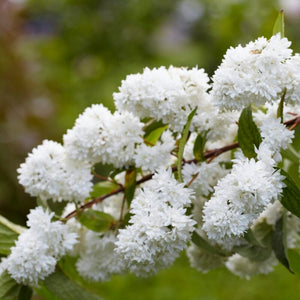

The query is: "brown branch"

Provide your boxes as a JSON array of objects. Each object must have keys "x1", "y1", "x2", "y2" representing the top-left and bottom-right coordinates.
[{"x1": 63, "y1": 115, "x2": 300, "y2": 221}]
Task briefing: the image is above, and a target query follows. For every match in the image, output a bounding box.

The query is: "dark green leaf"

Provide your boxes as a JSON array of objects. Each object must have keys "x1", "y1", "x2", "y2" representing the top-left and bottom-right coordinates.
[
  {"x1": 0, "y1": 216, "x2": 25, "y2": 255},
  {"x1": 177, "y1": 108, "x2": 197, "y2": 183},
  {"x1": 193, "y1": 132, "x2": 207, "y2": 162},
  {"x1": 0, "y1": 271, "x2": 32, "y2": 300},
  {"x1": 144, "y1": 125, "x2": 168, "y2": 145},
  {"x1": 90, "y1": 181, "x2": 119, "y2": 199},
  {"x1": 77, "y1": 210, "x2": 115, "y2": 232},
  {"x1": 272, "y1": 215, "x2": 293, "y2": 273},
  {"x1": 124, "y1": 169, "x2": 136, "y2": 206},
  {"x1": 47, "y1": 199, "x2": 68, "y2": 217},
  {"x1": 17, "y1": 286, "x2": 32, "y2": 300},
  {"x1": 273, "y1": 10, "x2": 285, "y2": 38},
  {"x1": 191, "y1": 232, "x2": 225, "y2": 257},
  {"x1": 36, "y1": 268, "x2": 102, "y2": 300},
  {"x1": 237, "y1": 106, "x2": 262, "y2": 158},
  {"x1": 288, "y1": 249, "x2": 300, "y2": 274},
  {"x1": 280, "y1": 169, "x2": 300, "y2": 218}
]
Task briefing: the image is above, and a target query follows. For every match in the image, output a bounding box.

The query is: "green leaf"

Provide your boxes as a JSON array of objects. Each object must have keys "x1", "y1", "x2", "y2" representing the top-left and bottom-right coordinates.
[
  {"x1": 193, "y1": 132, "x2": 208, "y2": 162},
  {"x1": 273, "y1": 10, "x2": 285, "y2": 38},
  {"x1": 272, "y1": 215, "x2": 293, "y2": 273},
  {"x1": 244, "y1": 228, "x2": 264, "y2": 247},
  {"x1": 234, "y1": 244, "x2": 272, "y2": 262},
  {"x1": 191, "y1": 232, "x2": 226, "y2": 257},
  {"x1": 288, "y1": 249, "x2": 300, "y2": 274},
  {"x1": 143, "y1": 119, "x2": 166, "y2": 137},
  {"x1": 237, "y1": 106, "x2": 262, "y2": 158},
  {"x1": 58, "y1": 256, "x2": 104, "y2": 297},
  {"x1": 0, "y1": 271, "x2": 32, "y2": 300},
  {"x1": 177, "y1": 108, "x2": 197, "y2": 183},
  {"x1": 36, "y1": 268, "x2": 103, "y2": 300},
  {"x1": 277, "y1": 88, "x2": 286, "y2": 122},
  {"x1": 77, "y1": 210, "x2": 115, "y2": 232},
  {"x1": 279, "y1": 169, "x2": 300, "y2": 218},
  {"x1": 0, "y1": 216, "x2": 25, "y2": 255},
  {"x1": 47, "y1": 199, "x2": 68, "y2": 217},
  {"x1": 144, "y1": 124, "x2": 168, "y2": 145},
  {"x1": 90, "y1": 181, "x2": 119, "y2": 199},
  {"x1": 124, "y1": 169, "x2": 136, "y2": 206}
]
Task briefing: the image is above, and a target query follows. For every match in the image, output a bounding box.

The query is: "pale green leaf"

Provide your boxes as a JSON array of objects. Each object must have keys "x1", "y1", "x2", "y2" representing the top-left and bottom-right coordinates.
[
  {"x1": 90, "y1": 181, "x2": 119, "y2": 199},
  {"x1": 144, "y1": 124, "x2": 168, "y2": 145},
  {"x1": 273, "y1": 10, "x2": 285, "y2": 38},
  {"x1": 124, "y1": 168, "x2": 136, "y2": 206}
]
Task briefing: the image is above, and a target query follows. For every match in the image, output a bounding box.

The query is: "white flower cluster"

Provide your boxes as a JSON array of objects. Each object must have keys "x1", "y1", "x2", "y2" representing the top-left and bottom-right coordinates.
[
  {"x1": 0, "y1": 207, "x2": 77, "y2": 286},
  {"x1": 212, "y1": 34, "x2": 300, "y2": 110},
  {"x1": 202, "y1": 156, "x2": 285, "y2": 250},
  {"x1": 115, "y1": 168, "x2": 196, "y2": 276},
  {"x1": 113, "y1": 66, "x2": 211, "y2": 132},
  {"x1": 17, "y1": 140, "x2": 93, "y2": 202},
  {"x1": 64, "y1": 104, "x2": 144, "y2": 168}
]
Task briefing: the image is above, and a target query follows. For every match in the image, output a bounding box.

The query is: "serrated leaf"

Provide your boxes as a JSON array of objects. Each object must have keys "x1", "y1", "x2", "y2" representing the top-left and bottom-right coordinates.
[
  {"x1": 144, "y1": 124, "x2": 168, "y2": 145},
  {"x1": 279, "y1": 169, "x2": 300, "y2": 218},
  {"x1": 237, "y1": 106, "x2": 262, "y2": 158},
  {"x1": 191, "y1": 232, "x2": 225, "y2": 256},
  {"x1": 0, "y1": 216, "x2": 25, "y2": 255},
  {"x1": 90, "y1": 181, "x2": 119, "y2": 199},
  {"x1": 36, "y1": 268, "x2": 102, "y2": 300},
  {"x1": 272, "y1": 215, "x2": 293, "y2": 273},
  {"x1": 273, "y1": 10, "x2": 285, "y2": 38},
  {"x1": 193, "y1": 132, "x2": 207, "y2": 161},
  {"x1": 124, "y1": 169, "x2": 136, "y2": 206},
  {"x1": 0, "y1": 271, "x2": 32, "y2": 300},
  {"x1": 288, "y1": 249, "x2": 300, "y2": 274},
  {"x1": 177, "y1": 108, "x2": 197, "y2": 183},
  {"x1": 47, "y1": 199, "x2": 68, "y2": 217},
  {"x1": 77, "y1": 210, "x2": 115, "y2": 232}
]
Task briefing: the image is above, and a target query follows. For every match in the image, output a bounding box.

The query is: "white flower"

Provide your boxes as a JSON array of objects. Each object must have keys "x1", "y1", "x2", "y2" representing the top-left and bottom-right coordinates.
[
  {"x1": 63, "y1": 104, "x2": 144, "y2": 168},
  {"x1": 113, "y1": 66, "x2": 211, "y2": 132},
  {"x1": 225, "y1": 254, "x2": 277, "y2": 279},
  {"x1": 134, "y1": 130, "x2": 175, "y2": 171},
  {"x1": 76, "y1": 232, "x2": 126, "y2": 282},
  {"x1": 182, "y1": 162, "x2": 228, "y2": 197},
  {"x1": 115, "y1": 168, "x2": 196, "y2": 276},
  {"x1": 259, "y1": 118, "x2": 294, "y2": 152},
  {"x1": 17, "y1": 140, "x2": 93, "y2": 203},
  {"x1": 0, "y1": 207, "x2": 78, "y2": 286},
  {"x1": 202, "y1": 157, "x2": 285, "y2": 249},
  {"x1": 211, "y1": 35, "x2": 293, "y2": 110}
]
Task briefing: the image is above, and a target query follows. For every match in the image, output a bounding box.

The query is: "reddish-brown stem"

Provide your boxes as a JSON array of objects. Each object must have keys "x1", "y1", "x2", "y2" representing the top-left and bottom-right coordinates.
[{"x1": 63, "y1": 115, "x2": 300, "y2": 221}]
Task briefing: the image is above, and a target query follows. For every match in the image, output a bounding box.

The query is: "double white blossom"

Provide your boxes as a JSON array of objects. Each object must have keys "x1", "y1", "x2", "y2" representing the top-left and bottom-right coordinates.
[
  {"x1": 0, "y1": 207, "x2": 78, "y2": 286},
  {"x1": 211, "y1": 34, "x2": 297, "y2": 110},
  {"x1": 115, "y1": 168, "x2": 196, "y2": 276},
  {"x1": 63, "y1": 104, "x2": 144, "y2": 168},
  {"x1": 17, "y1": 140, "x2": 93, "y2": 203},
  {"x1": 114, "y1": 66, "x2": 211, "y2": 132}
]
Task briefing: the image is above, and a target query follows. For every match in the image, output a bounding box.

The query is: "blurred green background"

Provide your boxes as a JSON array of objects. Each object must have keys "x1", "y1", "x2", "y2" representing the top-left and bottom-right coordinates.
[{"x1": 1, "y1": 0, "x2": 300, "y2": 299}]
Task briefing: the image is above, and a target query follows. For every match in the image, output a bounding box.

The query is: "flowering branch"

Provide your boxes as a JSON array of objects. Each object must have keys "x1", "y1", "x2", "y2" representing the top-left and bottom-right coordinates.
[{"x1": 63, "y1": 115, "x2": 300, "y2": 221}]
